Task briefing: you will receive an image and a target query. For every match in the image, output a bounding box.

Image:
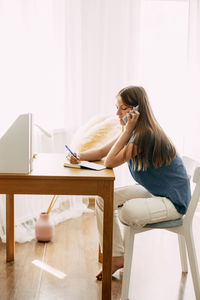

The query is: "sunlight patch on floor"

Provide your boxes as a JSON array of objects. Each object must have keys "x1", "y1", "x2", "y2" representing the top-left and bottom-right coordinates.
[{"x1": 32, "y1": 259, "x2": 67, "y2": 279}]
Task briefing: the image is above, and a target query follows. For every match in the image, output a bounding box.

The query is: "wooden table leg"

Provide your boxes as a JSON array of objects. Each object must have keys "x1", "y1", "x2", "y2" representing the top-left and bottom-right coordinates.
[
  {"x1": 6, "y1": 194, "x2": 15, "y2": 262},
  {"x1": 101, "y1": 181, "x2": 114, "y2": 300}
]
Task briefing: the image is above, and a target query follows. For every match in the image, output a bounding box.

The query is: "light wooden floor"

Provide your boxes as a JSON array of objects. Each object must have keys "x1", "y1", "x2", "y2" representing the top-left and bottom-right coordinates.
[{"x1": 1, "y1": 207, "x2": 200, "y2": 300}]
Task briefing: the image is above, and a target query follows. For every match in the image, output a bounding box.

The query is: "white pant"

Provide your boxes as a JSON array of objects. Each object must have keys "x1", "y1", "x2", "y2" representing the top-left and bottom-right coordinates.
[{"x1": 95, "y1": 184, "x2": 182, "y2": 256}]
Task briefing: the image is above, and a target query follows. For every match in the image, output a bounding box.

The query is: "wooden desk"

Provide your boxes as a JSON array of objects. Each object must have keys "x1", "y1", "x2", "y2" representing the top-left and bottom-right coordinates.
[{"x1": 0, "y1": 154, "x2": 115, "y2": 300}]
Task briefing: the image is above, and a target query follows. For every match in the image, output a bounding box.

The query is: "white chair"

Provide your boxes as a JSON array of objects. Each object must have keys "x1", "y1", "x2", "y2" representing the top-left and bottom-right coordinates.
[{"x1": 119, "y1": 156, "x2": 200, "y2": 300}]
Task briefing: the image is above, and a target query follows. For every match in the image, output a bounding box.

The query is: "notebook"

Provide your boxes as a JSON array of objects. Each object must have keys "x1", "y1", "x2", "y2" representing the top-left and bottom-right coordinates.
[{"x1": 64, "y1": 161, "x2": 106, "y2": 171}]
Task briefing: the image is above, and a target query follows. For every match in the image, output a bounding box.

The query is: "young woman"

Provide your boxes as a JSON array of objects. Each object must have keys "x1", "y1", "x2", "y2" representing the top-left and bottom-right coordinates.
[{"x1": 68, "y1": 86, "x2": 191, "y2": 280}]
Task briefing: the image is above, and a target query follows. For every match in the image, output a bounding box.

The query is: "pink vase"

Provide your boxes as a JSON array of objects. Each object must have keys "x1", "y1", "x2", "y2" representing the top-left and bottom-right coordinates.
[{"x1": 35, "y1": 212, "x2": 54, "y2": 242}]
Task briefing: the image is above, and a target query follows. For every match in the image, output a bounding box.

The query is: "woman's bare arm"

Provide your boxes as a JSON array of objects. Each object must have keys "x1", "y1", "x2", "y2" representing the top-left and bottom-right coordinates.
[
  {"x1": 104, "y1": 111, "x2": 141, "y2": 168},
  {"x1": 104, "y1": 131, "x2": 140, "y2": 168},
  {"x1": 79, "y1": 137, "x2": 119, "y2": 161},
  {"x1": 68, "y1": 136, "x2": 119, "y2": 163}
]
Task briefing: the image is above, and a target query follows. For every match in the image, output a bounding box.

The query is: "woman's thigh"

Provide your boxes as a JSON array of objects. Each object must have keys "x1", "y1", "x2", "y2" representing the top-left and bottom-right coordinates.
[
  {"x1": 114, "y1": 184, "x2": 152, "y2": 210},
  {"x1": 96, "y1": 184, "x2": 152, "y2": 211},
  {"x1": 120, "y1": 196, "x2": 182, "y2": 228}
]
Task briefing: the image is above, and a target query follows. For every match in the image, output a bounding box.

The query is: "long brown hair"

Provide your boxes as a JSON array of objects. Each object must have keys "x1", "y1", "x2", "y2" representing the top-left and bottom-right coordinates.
[{"x1": 118, "y1": 86, "x2": 176, "y2": 170}]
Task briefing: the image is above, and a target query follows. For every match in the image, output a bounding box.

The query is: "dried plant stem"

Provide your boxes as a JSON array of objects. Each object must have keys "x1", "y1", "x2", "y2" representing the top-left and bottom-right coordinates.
[{"x1": 47, "y1": 195, "x2": 58, "y2": 214}]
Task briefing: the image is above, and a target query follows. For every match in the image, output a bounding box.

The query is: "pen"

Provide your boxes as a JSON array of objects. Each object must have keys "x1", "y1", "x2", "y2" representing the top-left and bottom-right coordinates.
[{"x1": 65, "y1": 145, "x2": 79, "y2": 160}]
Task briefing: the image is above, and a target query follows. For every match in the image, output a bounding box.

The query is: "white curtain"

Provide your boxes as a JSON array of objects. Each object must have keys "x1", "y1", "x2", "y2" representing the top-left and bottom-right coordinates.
[
  {"x1": 1, "y1": 0, "x2": 199, "y2": 243},
  {"x1": 64, "y1": 0, "x2": 141, "y2": 129},
  {"x1": 183, "y1": 0, "x2": 200, "y2": 160},
  {"x1": 0, "y1": 0, "x2": 141, "y2": 242}
]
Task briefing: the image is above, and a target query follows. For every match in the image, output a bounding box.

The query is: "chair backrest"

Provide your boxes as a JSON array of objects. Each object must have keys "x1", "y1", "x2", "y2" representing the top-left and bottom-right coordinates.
[
  {"x1": 182, "y1": 156, "x2": 200, "y2": 223},
  {"x1": 182, "y1": 156, "x2": 199, "y2": 180}
]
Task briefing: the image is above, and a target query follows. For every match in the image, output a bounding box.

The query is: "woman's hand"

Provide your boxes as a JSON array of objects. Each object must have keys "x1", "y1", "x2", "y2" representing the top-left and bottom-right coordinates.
[
  {"x1": 67, "y1": 153, "x2": 80, "y2": 164},
  {"x1": 125, "y1": 108, "x2": 140, "y2": 133}
]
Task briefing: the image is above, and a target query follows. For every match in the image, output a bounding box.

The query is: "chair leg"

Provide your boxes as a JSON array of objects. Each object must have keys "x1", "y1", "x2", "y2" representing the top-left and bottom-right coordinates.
[
  {"x1": 184, "y1": 227, "x2": 200, "y2": 299},
  {"x1": 121, "y1": 226, "x2": 134, "y2": 300},
  {"x1": 178, "y1": 234, "x2": 188, "y2": 272}
]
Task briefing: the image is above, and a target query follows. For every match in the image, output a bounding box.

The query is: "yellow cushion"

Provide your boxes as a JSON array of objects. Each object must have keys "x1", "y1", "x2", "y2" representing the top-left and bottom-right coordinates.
[{"x1": 70, "y1": 113, "x2": 122, "y2": 152}]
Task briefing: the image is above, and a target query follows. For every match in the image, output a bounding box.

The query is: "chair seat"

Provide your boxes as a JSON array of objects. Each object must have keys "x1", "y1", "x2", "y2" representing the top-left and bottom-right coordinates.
[
  {"x1": 118, "y1": 206, "x2": 183, "y2": 228},
  {"x1": 144, "y1": 217, "x2": 183, "y2": 228},
  {"x1": 120, "y1": 160, "x2": 200, "y2": 300}
]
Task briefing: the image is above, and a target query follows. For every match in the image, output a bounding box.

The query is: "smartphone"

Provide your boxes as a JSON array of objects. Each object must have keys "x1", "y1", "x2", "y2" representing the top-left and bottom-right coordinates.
[{"x1": 122, "y1": 105, "x2": 139, "y2": 124}]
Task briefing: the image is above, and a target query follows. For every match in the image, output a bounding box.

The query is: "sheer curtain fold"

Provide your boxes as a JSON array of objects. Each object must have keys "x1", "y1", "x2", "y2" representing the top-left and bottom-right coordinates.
[
  {"x1": 188, "y1": 0, "x2": 200, "y2": 71},
  {"x1": 64, "y1": 0, "x2": 142, "y2": 128},
  {"x1": 78, "y1": 0, "x2": 141, "y2": 126},
  {"x1": 0, "y1": 0, "x2": 142, "y2": 136},
  {"x1": 0, "y1": 194, "x2": 91, "y2": 243},
  {"x1": 0, "y1": 0, "x2": 142, "y2": 243},
  {"x1": 183, "y1": 0, "x2": 200, "y2": 160},
  {"x1": 2, "y1": 1, "x2": 199, "y2": 243}
]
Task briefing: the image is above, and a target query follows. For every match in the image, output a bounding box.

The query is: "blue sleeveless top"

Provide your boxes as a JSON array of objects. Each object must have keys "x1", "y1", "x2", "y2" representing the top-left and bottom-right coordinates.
[{"x1": 128, "y1": 138, "x2": 191, "y2": 214}]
